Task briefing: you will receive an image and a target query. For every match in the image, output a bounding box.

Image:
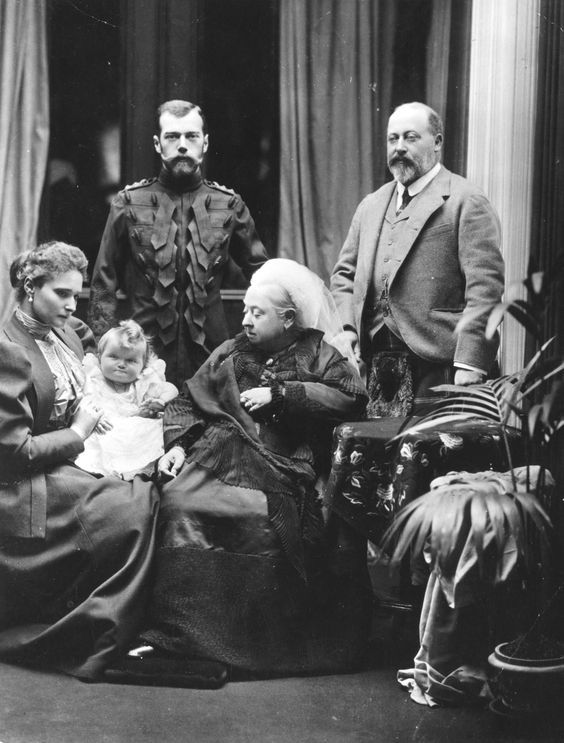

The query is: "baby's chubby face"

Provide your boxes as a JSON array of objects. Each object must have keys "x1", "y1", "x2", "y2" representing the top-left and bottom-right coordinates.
[{"x1": 99, "y1": 337, "x2": 145, "y2": 385}]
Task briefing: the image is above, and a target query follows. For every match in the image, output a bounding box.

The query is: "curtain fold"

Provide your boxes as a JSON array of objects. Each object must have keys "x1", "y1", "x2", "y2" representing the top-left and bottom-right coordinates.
[
  {"x1": 529, "y1": 0, "x2": 564, "y2": 505},
  {"x1": 426, "y1": 0, "x2": 471, "y2": 176},
  {"x1": 277, "y1": 0, "x2": 471, "y2": 281},
  {"x1": 0, "y1": 0, "x2": 49, "y2": 326},
  {"x1": 425, "y1": 0, "x2": 452, "y2": 119},
  {"x1": 278, "y1": 0, "x2": 396, "y2": 281},
  {"x1": 530, "y1": 0, "x2": 564, "y2": 353}
]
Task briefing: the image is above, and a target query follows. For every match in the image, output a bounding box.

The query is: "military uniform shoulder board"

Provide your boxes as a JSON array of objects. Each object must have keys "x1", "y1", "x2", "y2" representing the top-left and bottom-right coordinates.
[
  {"x1": 205, "y1": 180, "x2": 237, "y2": 196},
  {"x1": 124, "y1": 177, "x2": 157, "y2": 191}
]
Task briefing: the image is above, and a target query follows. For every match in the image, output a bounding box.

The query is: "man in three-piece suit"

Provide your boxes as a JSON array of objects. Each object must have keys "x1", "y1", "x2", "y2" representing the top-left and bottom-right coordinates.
[{"x1": 330, "y1": 101, "x2": 504, "y2": 416}]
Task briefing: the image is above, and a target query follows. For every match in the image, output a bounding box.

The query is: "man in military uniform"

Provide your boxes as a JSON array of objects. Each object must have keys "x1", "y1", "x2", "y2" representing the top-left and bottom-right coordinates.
[{"x1": 88, "y1": 99, "x2": 269, "y2": 386}]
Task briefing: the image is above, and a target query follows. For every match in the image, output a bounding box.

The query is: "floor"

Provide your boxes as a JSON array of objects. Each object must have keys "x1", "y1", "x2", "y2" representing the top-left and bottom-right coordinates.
[
  {"x1": 2, "y1": 562, "x2": 562, "y2": 742},
  {"x1": 2, "y1": 657, "x2": 563, "y2": 743}
]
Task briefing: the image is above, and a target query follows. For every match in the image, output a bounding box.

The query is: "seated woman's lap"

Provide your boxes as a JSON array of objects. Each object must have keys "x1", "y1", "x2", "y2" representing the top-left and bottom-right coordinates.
[
  {"x1": 0, "y1": 464, "x2": 157, "y2": 626},
  {"x1": 157, "y1": 461, "x2": 282, "y2": 557}
]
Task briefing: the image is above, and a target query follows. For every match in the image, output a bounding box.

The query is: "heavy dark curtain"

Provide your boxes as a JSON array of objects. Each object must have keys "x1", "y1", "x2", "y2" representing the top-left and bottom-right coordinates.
[
  {"x1": 278, "y1": 0, "x2": 397, "y2": 280},
  {"x1": 120, "y1": 0, "x2": 278, "y2": 259},
  {"x1": 121, "y1": 0, "x2": 202, "y2": 185},
  {"x1": 530, "y1": 0, "x2": 564, "y2": 355},
  {"x1": 529, "y1": 0, "x2": 564, "y2": 544},
  {"x1": 278, "y1": 0, "x2": 472, "y2": 280},
  {"x1": 426, "y1": 0, "x2": 471, "y2": 176},
  {"x1": 0, "y1": 0, "x2": 49, "y2": 326}
]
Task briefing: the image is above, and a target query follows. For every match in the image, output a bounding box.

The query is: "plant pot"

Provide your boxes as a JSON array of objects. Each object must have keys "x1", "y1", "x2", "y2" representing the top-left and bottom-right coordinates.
[{"x1": 488, "y1": 640, "x2": 564, "y2": 719}]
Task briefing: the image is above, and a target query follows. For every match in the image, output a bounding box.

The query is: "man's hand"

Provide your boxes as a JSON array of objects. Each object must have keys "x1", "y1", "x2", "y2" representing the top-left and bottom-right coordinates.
[
  {"x1": 240, "y1": 387, "x2": 272, "y2": 412},
  {"x1": 157, "y1": 446, "x2": 186, "y2": 479},
  {"x1": 454, "y1": 368, "x2": 485, "y2": 386}
]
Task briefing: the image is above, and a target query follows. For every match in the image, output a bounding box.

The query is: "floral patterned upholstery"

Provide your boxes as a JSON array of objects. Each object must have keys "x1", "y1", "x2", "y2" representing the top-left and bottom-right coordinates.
[{"x1": 324, "y1": 417, "x2": 522, "y2": 546}]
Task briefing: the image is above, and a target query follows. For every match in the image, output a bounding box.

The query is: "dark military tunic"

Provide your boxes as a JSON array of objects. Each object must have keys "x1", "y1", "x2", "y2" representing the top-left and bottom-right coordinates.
[{"x1": 88, "y1": 168, "x2": 268, "y2": 386}]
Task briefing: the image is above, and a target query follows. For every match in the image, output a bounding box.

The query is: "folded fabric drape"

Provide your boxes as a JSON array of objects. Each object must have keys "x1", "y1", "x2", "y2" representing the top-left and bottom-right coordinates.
[{"x1": 0, "y1": 0, "x2": 49, "y2": 327}]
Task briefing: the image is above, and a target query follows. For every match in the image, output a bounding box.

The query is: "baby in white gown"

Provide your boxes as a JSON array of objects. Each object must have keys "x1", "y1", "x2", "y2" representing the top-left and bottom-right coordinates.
[{"x1": 75, "y1": 320, "x2": 178, "y2": 479}]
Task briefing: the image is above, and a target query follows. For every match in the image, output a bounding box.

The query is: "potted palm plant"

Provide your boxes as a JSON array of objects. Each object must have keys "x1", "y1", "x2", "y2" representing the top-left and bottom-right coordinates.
[{"x1": 382, "y1": 258, "x2": 564, "y2": 713}]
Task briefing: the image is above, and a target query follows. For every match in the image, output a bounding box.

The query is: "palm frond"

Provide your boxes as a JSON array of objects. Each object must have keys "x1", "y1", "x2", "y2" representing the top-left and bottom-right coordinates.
[
  {"x1": 454, "y1": 304, "x2": 497, "y2": 334},
  {"x1": 382, "y1": 469, "x2": 552, "y2": 588},
  {"x1": 525, "y1": 270, "x2": 545, "y2": 296},
  {"x1": 395, "y1": 338, "x2": 561, "y2": 446},
  {"x1": 470, "y1": 493, "x2": 487, "y2": 571},
  {"x1": 527, "y1": 403, "x2": 546, "y2": 440},
  {"x1": 527, "y1": 381, "x2": 564, "y2": 442},
  {"x1": 483, "y1": 496, "x2": 511, "y2": 579},
  {"x1": 512, "y1": 490, "x2": 551, "y2": 535},
  {"x1": 508, "y1": 299, "x2": 543, "y2": 338},
  {"x1": 485, "y1": 300, "x2": 542, "y2": 341},
  {"x1": 520, "y1": 359, "x2": 564, "y2": 400},
  {"x1": 389, "y1": 378, "x2": 518, "y2": 446},
  {"x1": 517, "y1": 338, "x2": 556, "y2": 389},
  {"x1": 430, "y1": 388, "x2": 507, "y2": 421},
  {"x1": 387, "y1": 412, "x2": 477, "y2": 443}
]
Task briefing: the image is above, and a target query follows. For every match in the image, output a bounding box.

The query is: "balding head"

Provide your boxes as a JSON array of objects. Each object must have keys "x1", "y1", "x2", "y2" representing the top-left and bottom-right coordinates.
[{"x1": 386, "y1": 102, "x2": 443, "y2": 185}]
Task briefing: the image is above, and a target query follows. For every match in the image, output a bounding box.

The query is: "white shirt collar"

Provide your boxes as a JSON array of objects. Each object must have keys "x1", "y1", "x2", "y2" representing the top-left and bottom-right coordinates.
[{"x1": 396, "y1": 162, "x2": 442, "y2": 209}]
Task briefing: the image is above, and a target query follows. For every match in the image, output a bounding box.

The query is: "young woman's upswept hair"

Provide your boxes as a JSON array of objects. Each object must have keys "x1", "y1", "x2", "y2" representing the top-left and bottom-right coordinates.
[{"x1": 10, "y1": 241, "x2": 88, "y2": 302}]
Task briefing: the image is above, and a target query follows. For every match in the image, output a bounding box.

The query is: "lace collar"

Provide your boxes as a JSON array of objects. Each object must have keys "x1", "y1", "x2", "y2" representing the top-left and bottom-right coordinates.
[{"x1": 15, "y1": 307, "x2": 52, "y2": 339}]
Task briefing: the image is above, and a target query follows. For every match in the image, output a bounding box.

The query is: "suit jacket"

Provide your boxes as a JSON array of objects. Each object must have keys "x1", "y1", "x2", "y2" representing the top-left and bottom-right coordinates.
[
  {"x1": 0, "y1": 314, "x2": 86, "y2": 539},
  {"x1": 330, "y1": 167, "x2": 504, "y2": 372}
]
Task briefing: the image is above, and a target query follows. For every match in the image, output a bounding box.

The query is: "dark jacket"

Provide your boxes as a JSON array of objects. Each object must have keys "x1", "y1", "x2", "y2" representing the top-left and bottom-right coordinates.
[
  {"x1": 88, "y1": 171, "x2": 269, "y2": 385},
  {"x1": 0, "y1": 314, "x2": 85, "y2": 538}
]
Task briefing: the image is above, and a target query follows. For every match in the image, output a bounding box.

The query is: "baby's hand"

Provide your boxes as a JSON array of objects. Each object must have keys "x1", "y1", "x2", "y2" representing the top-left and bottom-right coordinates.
[
  {"x1": 138, "y1": 398, "x2": 165, "y2": 418},
  {"x1": 95, "y1": 413, "x2": 113, "y2": 434}
]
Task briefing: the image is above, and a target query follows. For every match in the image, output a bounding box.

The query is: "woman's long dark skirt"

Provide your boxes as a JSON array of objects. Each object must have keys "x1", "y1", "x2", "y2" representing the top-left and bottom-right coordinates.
[
  {"x1": 141, "y1": 462, "x2": 371, "y2": 676},
  {"x1": 0, "y1": 463, "x2": 159, "y2": 680}
]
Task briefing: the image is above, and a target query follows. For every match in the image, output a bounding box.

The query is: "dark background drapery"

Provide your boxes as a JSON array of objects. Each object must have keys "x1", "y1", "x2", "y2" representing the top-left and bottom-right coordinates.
[
  {"x1": 0, "y1": 0, "x2": 49, "y2": 326},
  {"x1": 277, "y1": 0, "x2": 472, "y2": 281},
  {"x1": 277, "y1": 0, "x2": 397, "y2": 280},
  {"x1": 425, "y1": 0, "x2": 471, "y2": 177},
  {"x1": 121, "y1": 0, "x2": 202, "y2": 186},
  {"x1": 530, "y1": 0, "x2": 564, "y2": 356},
  {"x1": 41, "y1": 0, "x2": 473, "y2": 282},
  {"x1": 529, "y1": 0, "x2": 564, "y2": 536}
]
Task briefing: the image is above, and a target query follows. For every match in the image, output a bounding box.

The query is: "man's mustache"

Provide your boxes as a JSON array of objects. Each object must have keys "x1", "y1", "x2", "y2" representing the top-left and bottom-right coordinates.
[
  {"x1": 161, "y1": 155, "x2": 199, "y2": 167},
  {"x1": 171, "y1": 156, "x2": 196, "y2": 165},
  {"x1": 389, "y1": 155, "x2": 414, "y2": 167}
]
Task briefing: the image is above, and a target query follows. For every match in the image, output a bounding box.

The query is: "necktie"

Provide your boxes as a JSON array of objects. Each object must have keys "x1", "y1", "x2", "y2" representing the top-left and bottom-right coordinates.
[{"x1": 396, "y1": 189, "x2": 412, "y2": 215}]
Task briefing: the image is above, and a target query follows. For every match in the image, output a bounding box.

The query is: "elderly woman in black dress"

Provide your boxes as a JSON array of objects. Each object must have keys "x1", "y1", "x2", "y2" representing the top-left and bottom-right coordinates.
[
  {"x1": 116, "y1": 259, "x2": 370, "y2": 687},
  {"x1": 0, "y1": 241, "x2": 158, "y2": 680}
]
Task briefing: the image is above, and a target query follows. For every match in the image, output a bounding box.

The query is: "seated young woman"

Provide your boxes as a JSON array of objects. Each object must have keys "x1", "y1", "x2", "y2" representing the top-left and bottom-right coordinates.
[
  {"x1": 113, "y1": 259, "x2": 370, "y2": 687},
  {"x1": 0, "y1": 241, "x2": 159, "y2": 681}
]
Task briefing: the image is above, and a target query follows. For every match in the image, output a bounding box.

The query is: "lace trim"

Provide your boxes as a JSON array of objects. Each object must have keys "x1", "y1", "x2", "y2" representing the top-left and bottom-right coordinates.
[{"x1": 15, "y1": 307, "x2": 51, "y2": 339}]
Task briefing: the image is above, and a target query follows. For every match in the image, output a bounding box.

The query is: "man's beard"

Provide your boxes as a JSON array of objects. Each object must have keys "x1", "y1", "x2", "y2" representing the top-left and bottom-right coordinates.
[
  {"x1": 165, "y1": 157, "x2": 201, "y2": 179},
  {"x1": 388, "y1": 156, "x2": 418, "y2": 186}
]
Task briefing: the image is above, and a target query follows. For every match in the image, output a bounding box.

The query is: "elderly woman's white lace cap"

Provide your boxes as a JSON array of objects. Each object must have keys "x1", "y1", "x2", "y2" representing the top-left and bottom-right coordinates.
[{"x1": 250, "y1": 258, "x2": 357, "y2": 367}]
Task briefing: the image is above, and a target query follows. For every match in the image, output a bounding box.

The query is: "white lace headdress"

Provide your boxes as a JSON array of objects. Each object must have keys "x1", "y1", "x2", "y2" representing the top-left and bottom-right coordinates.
[{"x1": 250, "y1": 259, "x2": 357, "y2": 367}]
